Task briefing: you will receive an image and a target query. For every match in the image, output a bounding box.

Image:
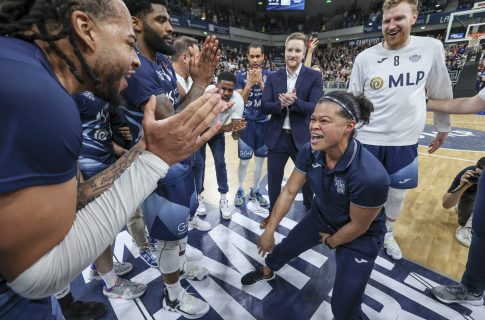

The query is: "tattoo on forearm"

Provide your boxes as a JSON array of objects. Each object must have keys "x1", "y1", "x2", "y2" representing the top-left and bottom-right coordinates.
[{"x1": 76, "y1": 144, "x2": 145, "y2": 210}]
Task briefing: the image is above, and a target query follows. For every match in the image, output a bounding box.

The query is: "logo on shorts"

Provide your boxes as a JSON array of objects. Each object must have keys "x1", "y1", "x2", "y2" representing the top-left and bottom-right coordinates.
[
  {"x1": 370, "y1": 77, "x2": 384, "y2": 90},
  {"x1": 409, "y1": 55, "x2": 421, "y2": 63},
  {"x1": 94, "y1": 129, "x2": 109, "y2": 141},
  {"x1": 398, "y1": 178, "x2": 412, "y2": 184},
  {"x1": 334, "y1": 177, "x2": 345, "y2": 194},
  {"x1": 355, "y1": 258, "x2": 368, "y2": 264}
]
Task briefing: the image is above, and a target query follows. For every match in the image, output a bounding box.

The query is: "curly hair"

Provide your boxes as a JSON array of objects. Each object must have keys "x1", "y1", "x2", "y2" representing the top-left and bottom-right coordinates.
[
  {"x1": 123, "y1": 0, "x2": 167, "y2": 19},
  {"x1": 0, "y1": 0, "x2": 119, "y2": 83}
]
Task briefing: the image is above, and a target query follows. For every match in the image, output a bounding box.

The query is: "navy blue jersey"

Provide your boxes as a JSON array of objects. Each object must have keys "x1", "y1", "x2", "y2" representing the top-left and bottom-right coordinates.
[
  {"x1": 295, "y1": 140, "x2": 390, "y2": 235},
  {"x1": 235, "y1": 69, "x2": 271, "y2": 122},
  {"x1": 121, "y1": 51, "x2": 191, "y2": 186},
  {"x1": 0, "y1": 36, "x2": 81, "y2": 317},
  {"x1": 0, "y1": 37, "x2": 82, "y2": 194},
  {"x1": 122, "y1": 51, "x2": 181, "y2": 141},
  {"x1": 73, "y1": 92, "x2": 117, "y2": 179}
]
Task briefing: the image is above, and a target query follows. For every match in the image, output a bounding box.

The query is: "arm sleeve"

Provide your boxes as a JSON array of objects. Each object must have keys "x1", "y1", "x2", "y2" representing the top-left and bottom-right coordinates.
[
  {"x1": 426, "y1": 40, "x2": 452, "y2": 133},
  {"x1": 7, "y1": 152, "x2": 169, "y2": 299},
  {"x1": 292, "y1": 73, "x2": 324, "y2": 115},
  {"x1": 261, "y1": 73, "x2": 284, "y2": 115}
]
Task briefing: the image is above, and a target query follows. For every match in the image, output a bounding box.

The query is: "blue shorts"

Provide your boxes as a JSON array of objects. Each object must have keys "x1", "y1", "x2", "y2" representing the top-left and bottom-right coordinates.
[
  {"x1": 238, "y1": 120, "x2": 268, "y2": 160},
  {"x1": 142, "y1": 164, "x2": 197, "y2": 241},
  {"x1": 363, "y1": 144, "x2": 418, "y2": 189},
  {"x1": 0, "y1": 293, "x2": 62, "y2": 320}
]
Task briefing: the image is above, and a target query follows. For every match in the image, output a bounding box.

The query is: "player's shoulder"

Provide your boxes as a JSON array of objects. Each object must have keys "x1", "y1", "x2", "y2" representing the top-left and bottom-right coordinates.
[
  {"x1": 412, "y1": 36, "x2": 443, "y2": 50},
  {"x1": 355, "y1": 43, "x2": 382, "y2": 61}
]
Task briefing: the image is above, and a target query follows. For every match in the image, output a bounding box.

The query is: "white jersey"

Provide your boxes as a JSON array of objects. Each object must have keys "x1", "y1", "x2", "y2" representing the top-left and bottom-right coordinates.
[
  {"x1": 206, "y1": 84, "x2": 244, "y2": 125},
  {"x1": 348, "y1": 36, "x2": 451, "y2": 146}
]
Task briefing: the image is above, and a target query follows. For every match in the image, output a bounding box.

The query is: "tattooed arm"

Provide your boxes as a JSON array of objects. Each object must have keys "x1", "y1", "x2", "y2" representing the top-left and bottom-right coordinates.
[{"x1": 76, "y1": 142, "x2": 145, "y2": 210}]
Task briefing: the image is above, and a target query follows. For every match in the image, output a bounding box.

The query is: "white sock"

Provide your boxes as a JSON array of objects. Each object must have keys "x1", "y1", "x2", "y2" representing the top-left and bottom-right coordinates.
[
  {"x1": 166, "y1": 280, "x2": 183, "y2": 301},
  {"x1": 100, "y1": 269, "x2": 118, "y2": 289},
  {"x1": 252, "y1": 157, "x2": 264, "y2": 191},
  {"x1": 386, "y1": 220, "x2": 395, "y2": 234},
  {"x1": 238, "y1": 159, "x2": 250, "y2": 190},
  {"x1": 220, "y1": 193, "x2": 226, "y2": 201}
]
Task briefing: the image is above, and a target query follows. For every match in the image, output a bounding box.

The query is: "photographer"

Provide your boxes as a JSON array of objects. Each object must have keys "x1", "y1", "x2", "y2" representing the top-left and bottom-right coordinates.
[{"x1": 442, "y1": 157, "x2": 485, "y2": 246}]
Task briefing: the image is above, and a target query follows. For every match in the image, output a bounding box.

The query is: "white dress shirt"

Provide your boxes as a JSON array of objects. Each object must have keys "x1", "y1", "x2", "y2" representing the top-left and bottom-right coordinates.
[{"x1": 283, "y1": 63, "x2": 302, "y2": 130}]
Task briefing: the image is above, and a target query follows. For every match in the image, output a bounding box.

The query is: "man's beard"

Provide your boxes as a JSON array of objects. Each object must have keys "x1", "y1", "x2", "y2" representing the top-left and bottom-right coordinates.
[
  {"x1": 91, "y1": 60, "x2": 125, "y2": 105},
  {"x1": 144, "y1": 23, "x2": 175, "y2": 55}
]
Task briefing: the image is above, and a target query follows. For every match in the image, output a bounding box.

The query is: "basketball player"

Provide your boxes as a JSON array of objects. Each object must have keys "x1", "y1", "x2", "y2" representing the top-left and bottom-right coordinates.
[
  {"x1": 200, "y1": 71, "x2": 246, "y2": 219},
  {"x1": 122, "y1": 1, "x2": 220, "y2": 317},
  {"x1": 234, "y1": 43, "x2": 271, "y2": 208},
  {"x1": 348, "y1": 0, "x2": 452, "y2": 260},
  {"x1": 0, "y1": 0, "x2": 225, "y2": 318},
  {"x1": 75, "y1": 92, "x2": 148, "y2": 299},
  {"x1": 241, "y1": 92, "x2": 390, "y2": 320},
  {"x1": 427, "y1": 93, "x2": 485, "y2": 305}
]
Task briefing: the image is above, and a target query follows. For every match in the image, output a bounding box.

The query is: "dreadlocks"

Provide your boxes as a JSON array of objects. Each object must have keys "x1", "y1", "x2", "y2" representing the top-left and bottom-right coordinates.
[{"x1": 0, "y1": 0, "x2": 118, "y2": 84}]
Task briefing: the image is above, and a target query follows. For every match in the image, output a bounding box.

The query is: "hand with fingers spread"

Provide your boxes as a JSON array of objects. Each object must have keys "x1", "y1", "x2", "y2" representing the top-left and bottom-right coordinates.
[
  {"x1": 142, "y1": 93, "x2": 226, "y2": 165},
  {"x1": 428, "y1": 131, "x2": 448, "y2": 154},
  {"x1": 190, "y1": 35, "x2": 221, "y2": 88},
  {"x1": 308, "y1": 37, "x2": 319, "y2": 51},
  {"x1": 258, "y1": 230, "x2": 275, "y2": 257}
]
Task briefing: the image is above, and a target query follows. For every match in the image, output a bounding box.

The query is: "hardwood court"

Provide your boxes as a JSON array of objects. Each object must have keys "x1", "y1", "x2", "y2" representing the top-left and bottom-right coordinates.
[{"x1": 201, "y1": 113, "x2": 485, "y2": 281}]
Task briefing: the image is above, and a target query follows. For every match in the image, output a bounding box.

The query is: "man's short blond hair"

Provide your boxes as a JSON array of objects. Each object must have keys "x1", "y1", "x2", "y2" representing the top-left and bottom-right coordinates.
[
  {"x1": 285, "y1": 32, "x2": 307, "y2": 51},
  {"x1": 382, "y1": 0, "x2": 418, "y2": 13}
]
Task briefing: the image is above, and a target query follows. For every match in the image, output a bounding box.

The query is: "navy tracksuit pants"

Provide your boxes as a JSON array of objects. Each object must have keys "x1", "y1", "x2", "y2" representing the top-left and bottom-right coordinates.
[
  {"x1": 267, "y1": 130, "x2": 313, "y2": 212},
  {"x1": 265, "y1": 208, "x2": 384, "y2": 320}
]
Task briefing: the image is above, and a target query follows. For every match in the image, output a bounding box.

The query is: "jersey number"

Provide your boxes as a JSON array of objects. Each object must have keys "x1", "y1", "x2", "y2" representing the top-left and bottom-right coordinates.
[{"x1": 394, "y1": 56, "x2": 400, "y2": 66}]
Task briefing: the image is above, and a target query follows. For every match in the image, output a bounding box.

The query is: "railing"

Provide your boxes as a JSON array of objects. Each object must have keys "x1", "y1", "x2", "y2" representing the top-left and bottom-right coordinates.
[{"x1": 324, "y1": 81, "x2": 350, "y2": 90}]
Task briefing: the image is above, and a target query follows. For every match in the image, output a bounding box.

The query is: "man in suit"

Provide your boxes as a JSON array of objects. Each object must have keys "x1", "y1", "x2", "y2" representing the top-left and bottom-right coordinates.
[{"x1": 261, "y1": 32, "x2": 324, "y2": 228}]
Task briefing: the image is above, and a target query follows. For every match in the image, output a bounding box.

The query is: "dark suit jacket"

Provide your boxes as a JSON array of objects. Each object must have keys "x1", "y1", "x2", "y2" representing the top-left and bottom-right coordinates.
[{"x1": 261, "y1": 65, "x2": 324, "y2": 150}]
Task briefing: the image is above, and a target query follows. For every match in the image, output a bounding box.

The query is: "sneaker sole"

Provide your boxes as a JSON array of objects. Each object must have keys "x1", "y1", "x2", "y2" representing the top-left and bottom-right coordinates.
[
  {"x1": 196, "y1": 210, "x2": 207, "y2": 216},
  {"x1": 103, "y1": 288, "x2": 146, "y2": 300},
  {"x1": 180, "y1": 273, "x2": 209, "y2": 281},
  {"x1": 163, "y1": 300, "x2": 210, "y2": 319},
  {"x1": 241, "y1": 273, "x2": 276, "y2": 286},
  {"x1": 434, "y1": 294, "x2": 484, "y2": 306},
  {"x1": 385, "y1": 249, "x2": 402, "y2": 260}
]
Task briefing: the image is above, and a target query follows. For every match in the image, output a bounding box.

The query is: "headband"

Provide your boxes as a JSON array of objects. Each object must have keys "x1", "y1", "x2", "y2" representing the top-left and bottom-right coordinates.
[{"x1": 320, "y1": 96, "x2": 359, "y2": 122}]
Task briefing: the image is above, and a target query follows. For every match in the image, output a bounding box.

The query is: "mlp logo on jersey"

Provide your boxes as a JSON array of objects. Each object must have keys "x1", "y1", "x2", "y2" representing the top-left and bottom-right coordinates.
[{"x1": 370, "y1": 77, "x2": 384, "y2": 90}]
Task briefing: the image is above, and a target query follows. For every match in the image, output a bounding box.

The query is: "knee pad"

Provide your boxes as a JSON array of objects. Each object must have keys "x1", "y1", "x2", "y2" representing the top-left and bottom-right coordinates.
[
  {"x1": 385, "y1": 188, "x2": 407, "y2": 220},
  {"x1": 156, "y1": 240, "x2": 180, "y2": 274}
]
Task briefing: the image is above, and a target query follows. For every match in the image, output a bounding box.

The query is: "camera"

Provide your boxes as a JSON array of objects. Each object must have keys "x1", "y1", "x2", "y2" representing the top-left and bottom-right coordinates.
[
  {"x1": 469, "y1": 173, "x2": 481, "y2": 184},
  {"x1": 311, "y1": 32, "x2": 319, "y2": 38}
]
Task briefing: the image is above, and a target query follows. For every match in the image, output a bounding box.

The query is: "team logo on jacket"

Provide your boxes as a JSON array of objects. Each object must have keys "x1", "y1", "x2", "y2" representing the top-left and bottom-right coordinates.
[
  {"x1": 409, "y1": 55, "x2": 421, "y2": 63},
  {"x1": 370, "y1": 77, "x2": 384, "y2": 90},
  {"x1": 334, "y1": 177, "x2": 345, "y2": 194},
  {"x1": 82, "y1": 91, "x2": 96, "y2": 101}
]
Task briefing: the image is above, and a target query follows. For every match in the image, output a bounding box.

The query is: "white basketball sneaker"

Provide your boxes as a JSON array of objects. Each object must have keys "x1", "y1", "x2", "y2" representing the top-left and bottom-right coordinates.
[{"x1": 383, "y1": 232, "x2": 402, "y2": 260}]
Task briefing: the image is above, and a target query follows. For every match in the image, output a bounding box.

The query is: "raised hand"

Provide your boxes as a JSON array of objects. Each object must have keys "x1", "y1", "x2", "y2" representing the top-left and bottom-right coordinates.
[
  {"x1": 190, "y1": 35, "x2": 221, "y2": 87},
  {"x1": 142, "y1": 93, "x2": 226, "y2": 165}
]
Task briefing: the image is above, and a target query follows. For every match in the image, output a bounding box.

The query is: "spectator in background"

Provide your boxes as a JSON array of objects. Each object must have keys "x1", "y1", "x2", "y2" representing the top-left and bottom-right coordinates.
[{"x1": 442, "y1": 157, "x2": 485, "y2": 247}]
